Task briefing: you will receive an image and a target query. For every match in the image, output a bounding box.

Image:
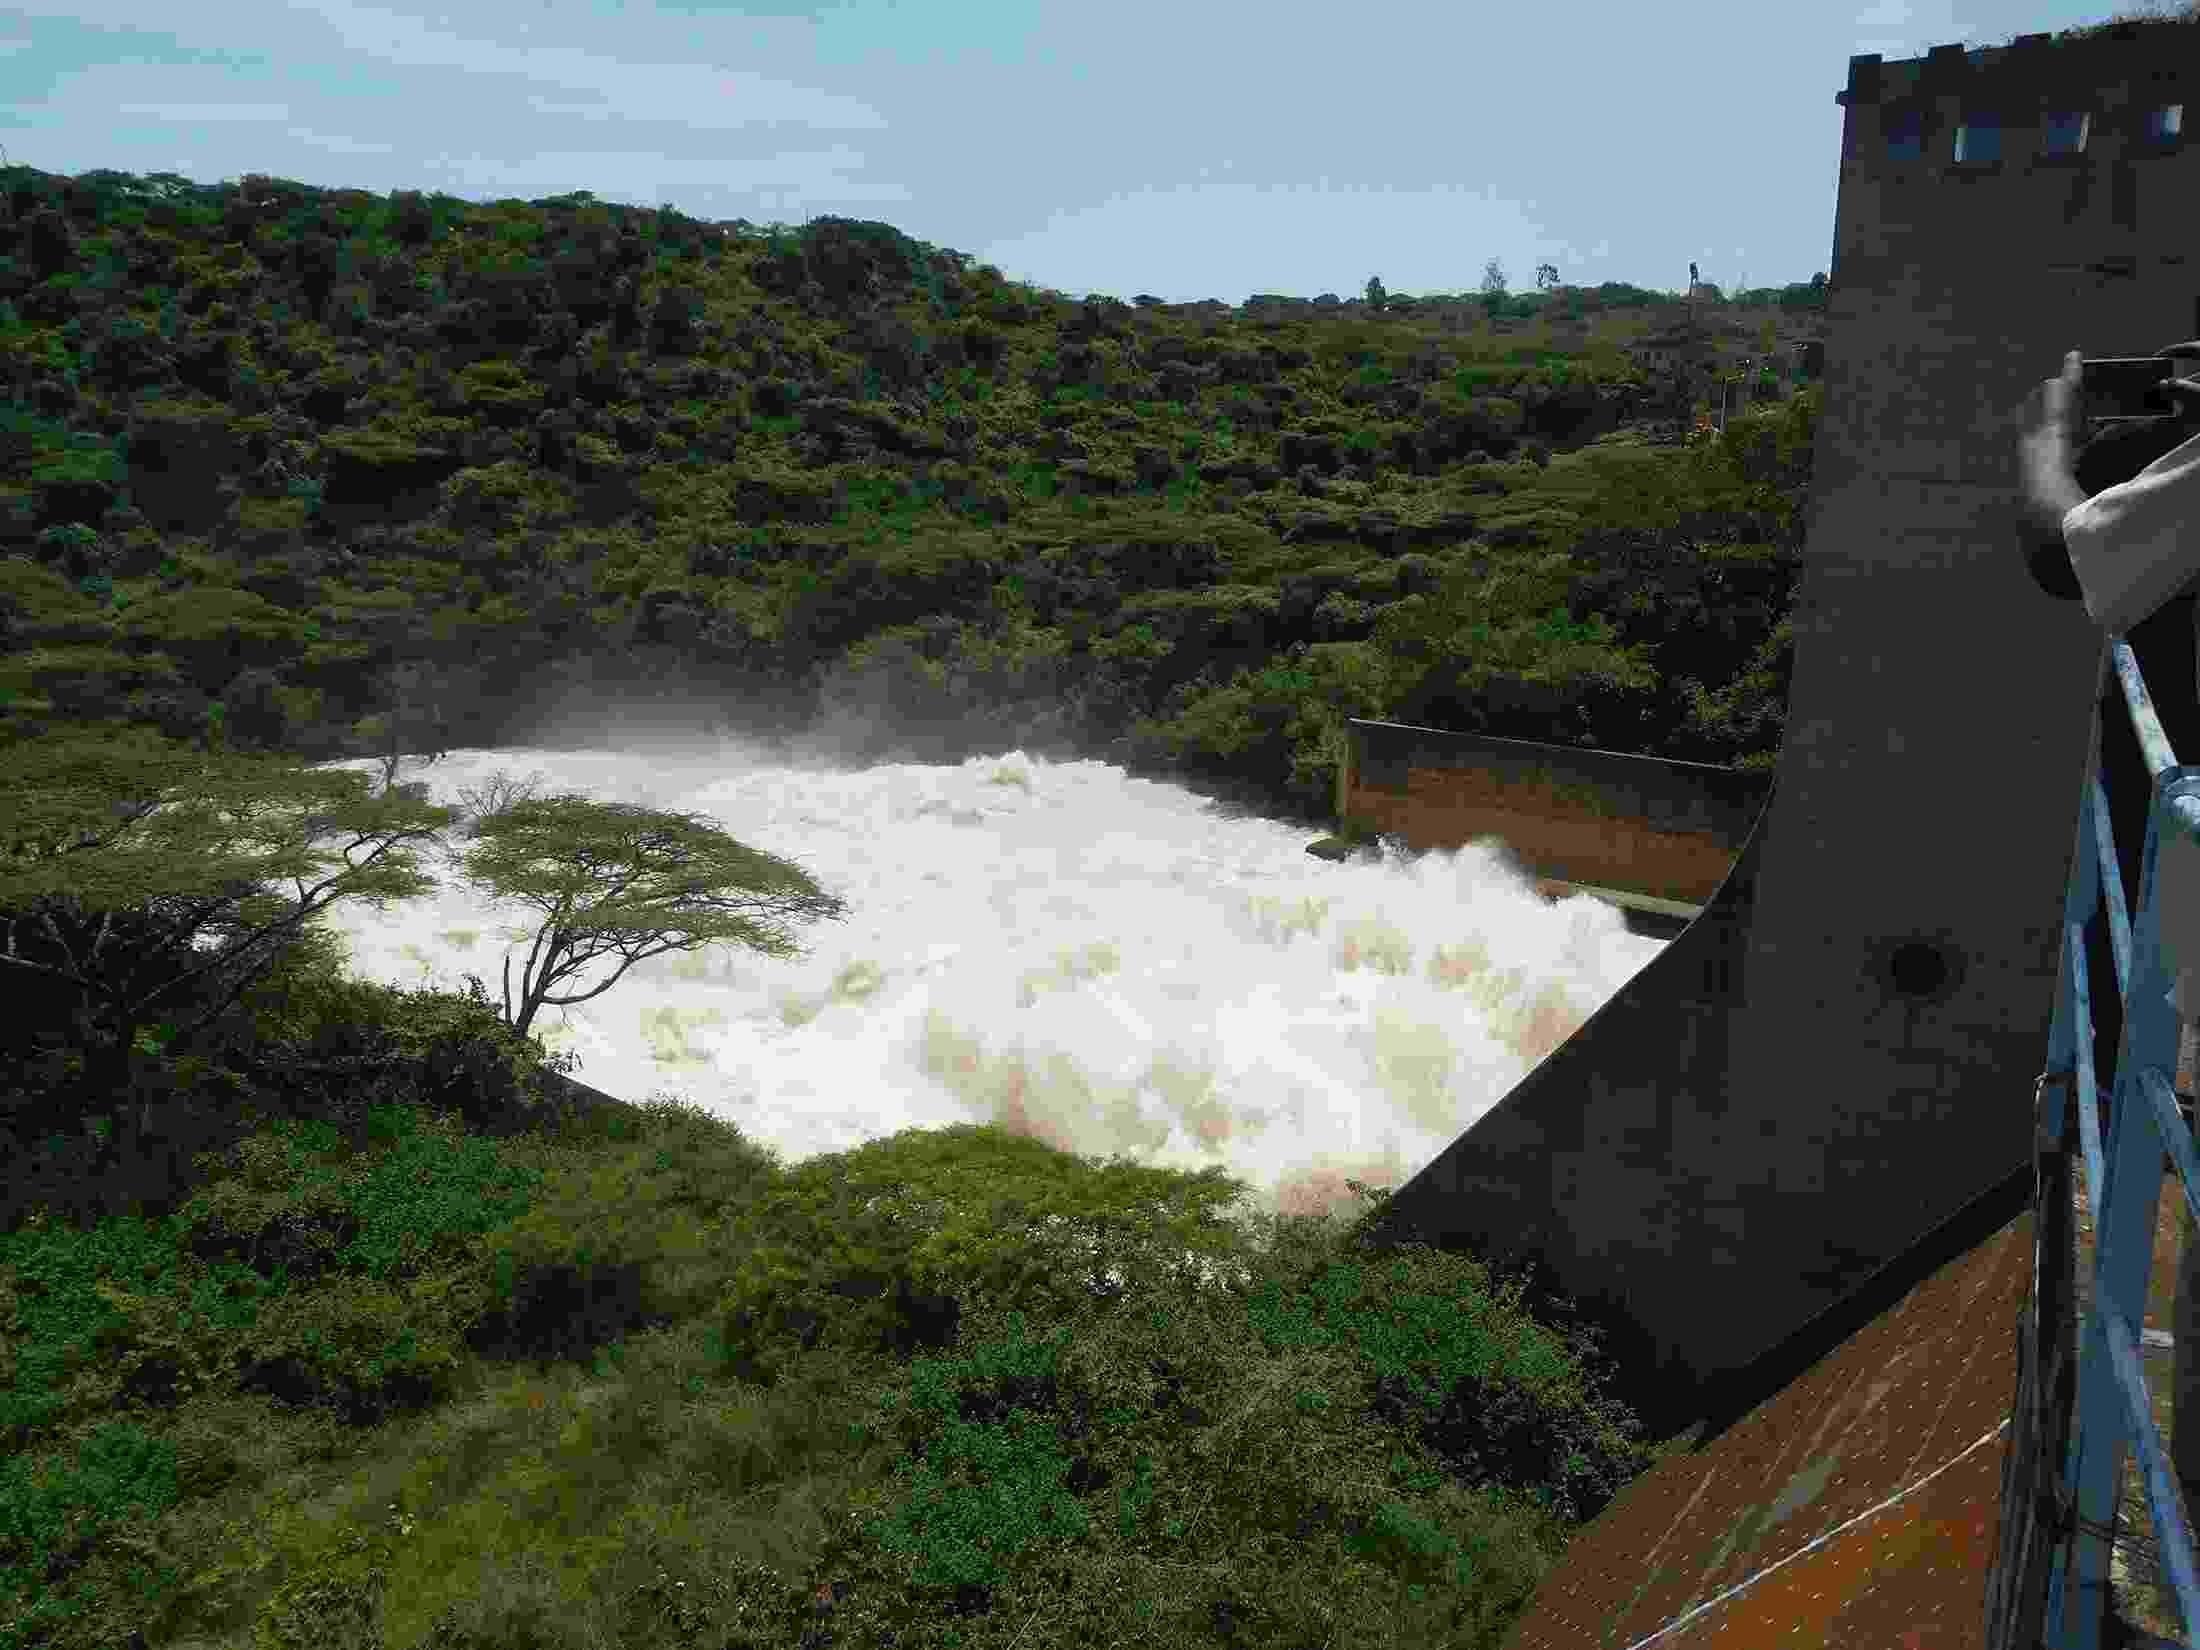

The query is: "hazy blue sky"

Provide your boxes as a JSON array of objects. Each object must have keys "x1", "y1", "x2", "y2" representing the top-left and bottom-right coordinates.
[{"x1": 0, "y1": 0, "x2": 2178, "y2": 307}]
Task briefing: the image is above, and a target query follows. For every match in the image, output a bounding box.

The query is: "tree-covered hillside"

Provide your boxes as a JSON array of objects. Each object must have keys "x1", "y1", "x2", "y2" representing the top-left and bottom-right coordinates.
[{"x1": 0, "y1": 164, "x2": 1824, "y2": 828}]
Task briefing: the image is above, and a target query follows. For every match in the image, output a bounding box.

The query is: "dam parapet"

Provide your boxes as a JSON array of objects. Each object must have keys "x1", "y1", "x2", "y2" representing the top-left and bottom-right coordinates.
[{"x1": 1315, "y1": 718, "x2": 1772, "y2": 937}]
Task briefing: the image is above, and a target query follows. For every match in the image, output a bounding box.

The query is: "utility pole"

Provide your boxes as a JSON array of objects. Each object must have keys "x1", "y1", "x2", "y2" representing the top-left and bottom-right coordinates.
[{"x1": 1687, "y1": 262, "x2": 1706, "y2": 430}]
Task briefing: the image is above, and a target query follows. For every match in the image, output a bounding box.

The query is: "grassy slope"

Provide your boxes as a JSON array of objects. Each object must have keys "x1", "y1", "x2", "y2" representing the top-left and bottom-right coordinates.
[{"x1": 2, "y1": 1068, "x2": 1711, "y2": 1650}]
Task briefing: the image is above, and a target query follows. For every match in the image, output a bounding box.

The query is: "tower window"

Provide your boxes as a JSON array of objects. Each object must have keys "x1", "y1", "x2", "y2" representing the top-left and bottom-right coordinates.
[
  {"x1": 2146, "y1": 104, "x2": 2184, "y2": 143},
  {"x1": 2044, "y1": 111, "x2": 2090, "y2": 155},
  {"x1": 1885, "y1": 110, "x2": 1925, "y2": 161},
  {"x1": 1955, "y1": 119, "x2": 2002, "y2": 163}
]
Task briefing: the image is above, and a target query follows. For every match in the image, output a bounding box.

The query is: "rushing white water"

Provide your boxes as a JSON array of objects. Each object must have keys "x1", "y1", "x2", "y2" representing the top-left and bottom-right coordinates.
[{"x1": 287, "y1": 730, "x2": 1666, "y2": 1253}]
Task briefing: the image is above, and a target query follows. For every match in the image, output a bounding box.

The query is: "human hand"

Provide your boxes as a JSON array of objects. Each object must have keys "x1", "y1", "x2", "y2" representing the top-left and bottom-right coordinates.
[
  {"x1": 2019, "y1": 348, "x2": 2085, "y2": 531},
  {"x1": 2016, "y1": 342, "x2": 2200, "y2": 606},
  {"x1": 2019, "y1": 344, "x2": 2200, "y2": 528},
  {"x1": 2159, "y1": 340, "x2": 2200, "y2": 417}
]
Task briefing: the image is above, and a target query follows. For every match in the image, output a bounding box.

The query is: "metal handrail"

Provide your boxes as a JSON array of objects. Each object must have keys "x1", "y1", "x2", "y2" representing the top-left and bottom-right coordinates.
[{"x1": 2032, "y1": 634, "x2": 2200, "y2": 1649}]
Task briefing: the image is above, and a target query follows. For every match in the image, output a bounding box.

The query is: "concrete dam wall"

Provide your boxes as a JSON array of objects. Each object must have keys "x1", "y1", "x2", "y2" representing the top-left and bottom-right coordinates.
[
  {"x1": 1332, "y1": 719, "x2": 1773, "y2": 932},
  {"x1": 1328, "y1": 727, "x2": 1779, "y2": 1441},
  {"x1": 1340, "y1": 18, "x2": 2200, "y2": 1457}
]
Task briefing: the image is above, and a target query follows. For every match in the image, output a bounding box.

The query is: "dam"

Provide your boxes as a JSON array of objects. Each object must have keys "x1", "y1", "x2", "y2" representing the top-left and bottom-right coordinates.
[
  {"x1": 1325, "y1": 719, "x2": 1773, "y2": 941},
  {"x1": 1314, "y1": 18, "x2": 2200, "y2": 1648}
]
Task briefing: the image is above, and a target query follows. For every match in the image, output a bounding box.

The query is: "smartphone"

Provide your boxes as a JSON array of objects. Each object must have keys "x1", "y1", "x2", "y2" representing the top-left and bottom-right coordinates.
[{"x1": 2081, "y1": 356, "x2": 2187, "y2": 421}]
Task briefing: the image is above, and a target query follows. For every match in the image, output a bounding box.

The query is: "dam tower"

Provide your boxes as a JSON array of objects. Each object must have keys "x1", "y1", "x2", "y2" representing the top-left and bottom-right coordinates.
[{"x1": 1353, "y1": 20, "x2": 2200, "y2": 1440}]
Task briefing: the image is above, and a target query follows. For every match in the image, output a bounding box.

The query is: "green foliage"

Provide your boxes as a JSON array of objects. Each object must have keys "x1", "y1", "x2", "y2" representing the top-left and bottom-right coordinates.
[
  {"x1": 0, "y1": 943, "x2": 1689, "y2": 1650},
  {"x1": 431, "y1": 768, "x2": 851, "y2": 1036},
  {"x1": 0, "y1": 1415, "x2": 184, "y2": 1645},
  {"x1": 1675, "y1": 612, "x2": 1794, "y2": 767},
  {"x1": 0, "y1": 730, "x2": 463, "y2": 1084},
  {"x1": 30, "y1": 439, "x2": 124, "y2": 489},
  {"x1": 1129, "y1": 637, "x2": 1406, "y2": 816},
  {"x1": 36, "y1": 522, "x2": 99, "y2": 559}
]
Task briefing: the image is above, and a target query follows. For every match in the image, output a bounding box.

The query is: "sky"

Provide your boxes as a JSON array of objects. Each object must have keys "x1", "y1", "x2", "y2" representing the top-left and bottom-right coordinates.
[{"x1": 0, "y1": 0, "x2": 2184, "y2": 309}]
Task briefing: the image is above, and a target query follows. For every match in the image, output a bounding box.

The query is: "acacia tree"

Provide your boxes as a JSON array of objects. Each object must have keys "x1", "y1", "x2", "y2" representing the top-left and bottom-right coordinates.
[
  {"x1": 0, "y1": 740, "x2": 853, "y2": 1145},
  {"x1": 0, "y1": 726, "x2": 463, "y2": 1141},
  {"x1": 433, "y1": 769, "x2": 850, "y2": 1038}
]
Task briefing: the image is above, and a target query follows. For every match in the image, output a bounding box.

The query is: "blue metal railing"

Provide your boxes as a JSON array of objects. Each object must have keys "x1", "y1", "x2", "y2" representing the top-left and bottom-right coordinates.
[{"x1": 2036, "y1": 634, "x2": 2200, "y2": 1649}]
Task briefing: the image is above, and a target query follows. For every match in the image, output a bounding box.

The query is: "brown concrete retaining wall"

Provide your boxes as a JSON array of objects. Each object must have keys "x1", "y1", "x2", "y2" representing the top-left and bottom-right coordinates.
[{"x1": 1335, "y1": 718, "x2": 1773, "y2": 908}]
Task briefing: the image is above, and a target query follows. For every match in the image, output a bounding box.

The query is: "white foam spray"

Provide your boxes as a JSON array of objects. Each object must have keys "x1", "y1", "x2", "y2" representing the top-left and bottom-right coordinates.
[{"x1": 291, "y1": 735, "x2": 1666, "y2": 1255}]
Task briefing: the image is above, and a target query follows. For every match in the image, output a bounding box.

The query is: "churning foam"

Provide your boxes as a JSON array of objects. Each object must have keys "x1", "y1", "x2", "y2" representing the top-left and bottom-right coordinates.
[{"x1": 295, "y1": 741, "x2": 1666, "y2": 1253}]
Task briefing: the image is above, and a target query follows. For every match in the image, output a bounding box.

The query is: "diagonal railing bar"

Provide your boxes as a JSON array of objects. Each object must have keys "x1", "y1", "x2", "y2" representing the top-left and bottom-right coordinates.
[
  {"x1": 2023, "y1": 634, "x2": 2200, "y2": 1650},
  {"x1": 2091, "y1": 769, "x2": 2134, "y2": 1023},
  {"x1": 2113, "y1": 639, "x2": 2185, "y2": 784}
]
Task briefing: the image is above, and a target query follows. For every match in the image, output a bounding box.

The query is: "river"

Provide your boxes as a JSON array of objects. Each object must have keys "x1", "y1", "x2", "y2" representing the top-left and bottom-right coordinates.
[{"x1": 291, "y1": 731, "x2": 1666, "y2": 1248}]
